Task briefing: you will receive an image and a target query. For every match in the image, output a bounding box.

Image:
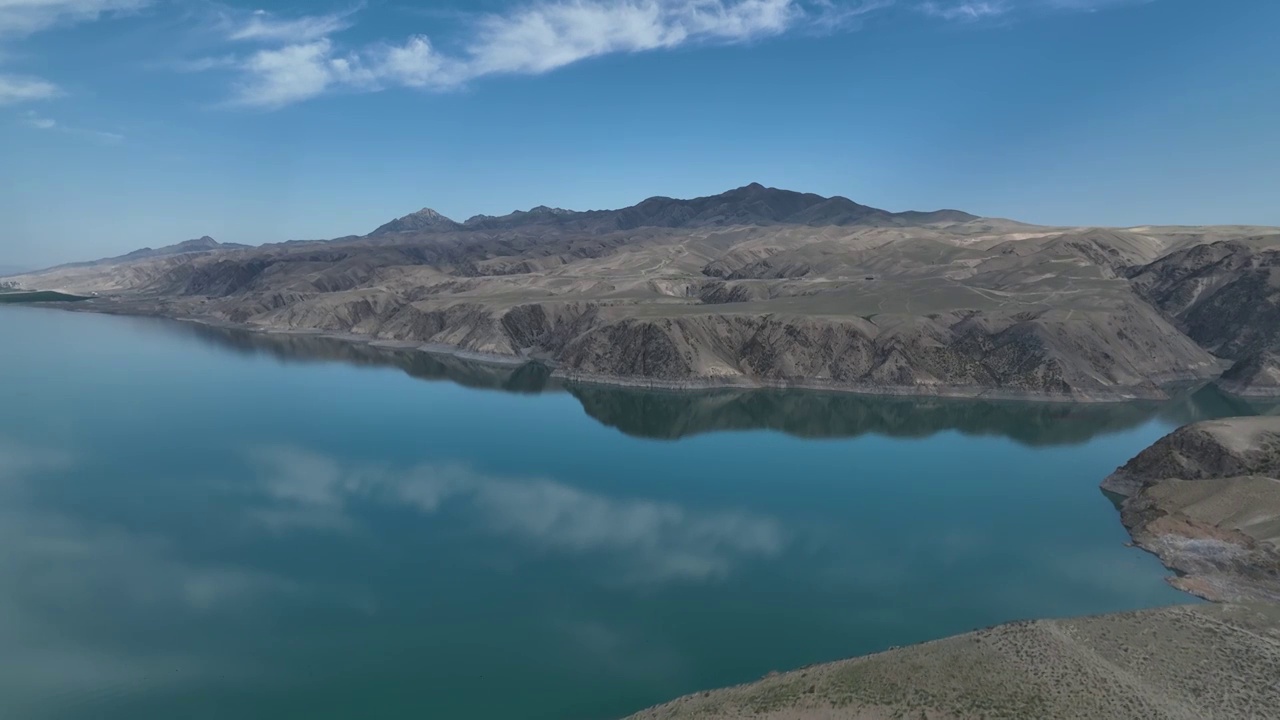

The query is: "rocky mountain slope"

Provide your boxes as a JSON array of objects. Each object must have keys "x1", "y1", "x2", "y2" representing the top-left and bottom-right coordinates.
[
  {"x1": 1130, "y1": 238, "x2": 1280, "y2": 396},
  {"x1": 1102, "y1": 416, "x2": 1280, "y2": 603},
  {"x1": 4, "y1": 184, "x2": 1277, "y2": 400},
  {"x1": 69, "y1": 235, "x2": 250, "y2": 267}
]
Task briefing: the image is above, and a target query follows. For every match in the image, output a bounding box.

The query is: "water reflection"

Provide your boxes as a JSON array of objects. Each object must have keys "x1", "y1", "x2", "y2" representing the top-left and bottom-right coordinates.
[
  {"x1": 0, "y1": 439, "x2": 292, "y2": 717},
  {"x1": 1, "y1": 306, "x2": 1257, "y2": 720},
  {"x1": 247, "y1": 446, "x2": 785, "y2": 584},
  {"x1": 180, "y1": 321, "x2": 1277, "y2": 445}
]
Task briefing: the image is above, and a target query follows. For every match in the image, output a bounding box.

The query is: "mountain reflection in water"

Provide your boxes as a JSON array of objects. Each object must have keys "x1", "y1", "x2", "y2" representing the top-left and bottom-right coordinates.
[{"x1": 180, "y1": 321, "x2": 1276, "y2": 445}]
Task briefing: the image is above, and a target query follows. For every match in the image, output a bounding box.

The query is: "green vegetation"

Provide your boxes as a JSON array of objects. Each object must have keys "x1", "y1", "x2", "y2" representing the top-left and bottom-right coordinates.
[{"x1": 0, "y1": 291, "x2": 89, "y2": 304}]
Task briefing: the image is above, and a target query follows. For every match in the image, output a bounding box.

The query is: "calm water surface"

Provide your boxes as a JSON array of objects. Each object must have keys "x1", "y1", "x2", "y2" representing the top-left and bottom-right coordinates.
[{"x1": 0, "y1": 306, "x2": 1267, "y2": 720}]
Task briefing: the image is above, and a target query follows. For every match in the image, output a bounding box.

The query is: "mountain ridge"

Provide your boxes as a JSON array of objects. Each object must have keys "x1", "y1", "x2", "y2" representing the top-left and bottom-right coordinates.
[{"x1": 369, "y1": 183, "x2": 980, "y2": 236}]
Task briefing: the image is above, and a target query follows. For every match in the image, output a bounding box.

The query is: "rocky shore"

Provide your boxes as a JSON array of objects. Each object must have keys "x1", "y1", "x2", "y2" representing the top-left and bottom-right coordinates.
[
  {"x1": 1102, "y1": 417, "x2": 1280, "y2": 603},
  {"x1": 623, "y1": 417, "x2": 1280, "y2": 719}
]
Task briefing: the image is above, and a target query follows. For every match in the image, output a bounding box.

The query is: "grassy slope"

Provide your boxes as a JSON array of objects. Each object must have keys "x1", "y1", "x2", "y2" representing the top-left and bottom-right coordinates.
[{"x1": 626, "y1": 603, "x2": 1280, "y2": 720}]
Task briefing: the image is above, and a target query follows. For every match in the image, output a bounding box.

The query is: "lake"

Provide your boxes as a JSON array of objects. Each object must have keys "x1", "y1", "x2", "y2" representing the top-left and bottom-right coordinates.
[{"x1": 0, "y1": 306, "x2": 1267, "y2": 720}]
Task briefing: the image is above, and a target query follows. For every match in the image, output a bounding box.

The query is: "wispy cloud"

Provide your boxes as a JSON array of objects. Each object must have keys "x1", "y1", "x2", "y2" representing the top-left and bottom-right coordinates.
[
  {"x1": 0, "y1": 74, "x2": 59, "y2": 104},
  {"x1": 21, "y1": 110, "x2": 124, "y2": 143},
  {"x1": 21, "y1": 109, "x2": 55, "y2": 127},
  {"x1": 170, "y1": 0, "x2": 1167, "y2": 108},
  {"x1": 1046, "y1": 0, "x2": 1146, "y2": 8},
  {"x1": 0, "y1": 0, "x2": 150, "y2": 106},
  {"x1": 225, "y1": 7, "x2": 356, "y2": 44},
  {"x1": 207, "y1": 0, "x2": 876, "y2": 109},
  {"x1": 918, "y1": 0, "x2": 1011, "y2": 20},
  {"x1": 919, "y1": 0, "x2": 1149, "y2": 21},
  {"x1": 0, "y1": 0, "x2": 149, "y2": 38}
]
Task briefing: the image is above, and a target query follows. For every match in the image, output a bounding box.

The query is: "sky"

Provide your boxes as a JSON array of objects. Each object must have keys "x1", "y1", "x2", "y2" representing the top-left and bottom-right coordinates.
[{"x1": 0, "y1": 0, "x2": 1277, "y2": 267}]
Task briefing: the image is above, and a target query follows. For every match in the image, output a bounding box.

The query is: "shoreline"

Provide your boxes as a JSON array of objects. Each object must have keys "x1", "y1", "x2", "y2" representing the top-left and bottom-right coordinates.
[{"x1": 41, "y1": 301, "x2": 1236, "y2": 405}]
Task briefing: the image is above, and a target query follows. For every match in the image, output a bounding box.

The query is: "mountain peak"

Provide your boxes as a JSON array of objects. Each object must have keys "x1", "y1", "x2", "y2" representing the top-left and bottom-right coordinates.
[
  {"x1": 370, "y1": 207, "x2": 460, "y2": 235},
  {"x1": 174, "y1": 236, "x2": 220, "y2": 249}
]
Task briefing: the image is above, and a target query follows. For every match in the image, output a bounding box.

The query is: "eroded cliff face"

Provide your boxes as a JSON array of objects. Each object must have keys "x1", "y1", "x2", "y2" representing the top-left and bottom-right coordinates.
[
  {"x1": 1102, "y1": 417, "x2": 1280, "y2": 603},
  {"x1": 165, "y1": 284, "x2": 1221, "y2": 400},
  {"x1": 551, "y1": 306, "x2": 1217, "y2": 399}
]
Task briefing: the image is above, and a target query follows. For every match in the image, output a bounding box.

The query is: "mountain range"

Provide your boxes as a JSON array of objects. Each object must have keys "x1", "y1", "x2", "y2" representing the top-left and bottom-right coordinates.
[
  {"x1": 369, "y1": 183, "x2": 977, "y2": 236},
  {"x1": 5, "y1": 183, "x2": 1279, "y2": 401}
]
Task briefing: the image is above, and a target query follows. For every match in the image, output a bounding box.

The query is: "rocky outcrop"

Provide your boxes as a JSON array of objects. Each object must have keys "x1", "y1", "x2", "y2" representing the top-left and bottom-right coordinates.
[
  {"x1": 1102, "y1": 417, "x2": 1280, "y2": 603},
  {"x1": 1102, "y1": 417, "x2": 1280, "y2": 496},
  {"x1": 1219, "y1": 349, "x2": 1280, "y2": 397}
]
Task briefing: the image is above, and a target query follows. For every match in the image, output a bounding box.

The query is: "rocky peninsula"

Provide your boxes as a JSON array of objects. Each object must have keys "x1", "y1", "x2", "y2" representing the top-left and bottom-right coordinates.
[{"x1": 624, "y1": 416, "x2": 1280, "y2": 719}]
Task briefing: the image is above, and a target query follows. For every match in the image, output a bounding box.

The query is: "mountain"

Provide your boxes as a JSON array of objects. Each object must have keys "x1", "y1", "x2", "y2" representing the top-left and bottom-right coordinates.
[
  {"x1": 372, "y1": 184, "x2": 978, "y2": 236},
  {"x1": 1128, "y1": 237, "x2": 1280, "y2": 395},
  {"x1": 125, "y1": 236, "x2": 251, "y2": 259},
  {"x1": 370, "y1": 208, "x2": 461, "y2": 235},
  {"x1": 9, "y1": 184, "x2": 1279, "y2": 400},
  {"x1": 73, "y1": 236, "x2": 253, "y2": 268}
]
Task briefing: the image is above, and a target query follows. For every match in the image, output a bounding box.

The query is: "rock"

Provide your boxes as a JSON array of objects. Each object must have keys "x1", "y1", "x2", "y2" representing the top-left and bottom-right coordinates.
[
  {"x1": 1102, "y1": 417, "x2": 1280, "y2": 496},
  {"x1": 1102, "y1": 416, "x2": 1280, "y2": 602}
]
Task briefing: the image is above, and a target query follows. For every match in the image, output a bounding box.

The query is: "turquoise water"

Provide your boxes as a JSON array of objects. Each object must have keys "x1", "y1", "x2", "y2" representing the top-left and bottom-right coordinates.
[{"x1": 0, "y1": 306, "x2": 1263, "y2": 720}]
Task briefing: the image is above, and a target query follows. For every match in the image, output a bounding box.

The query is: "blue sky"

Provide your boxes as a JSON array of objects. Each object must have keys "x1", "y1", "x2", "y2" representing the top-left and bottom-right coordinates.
[{"x1": 1, "y1": 0, "x2": 1277, "y2": 267}]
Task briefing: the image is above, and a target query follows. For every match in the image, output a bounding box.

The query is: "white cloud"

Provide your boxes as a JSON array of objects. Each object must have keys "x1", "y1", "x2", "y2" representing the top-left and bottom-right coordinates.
[
  {"x1": 227, "y1": 8, "x2": 354, "y2": 43},
  {"x1": 187, "y1": 0, "x2": 1163, "y2": 107},
  {"x1": 0, "y1": 0, "x2": 148, "y2": 38},
  {"x1": 374, "y1": 35, "x2": 451, "y2": 89},
  {"x1": 918, "y1": 0, "x2": 1011, "y2": 20},
  {"x1": 0, "y1": 73, "x2": 58, "y2": 103},
  {"x1": 231, "y1": 39, "x2": 343, "y2": 108},
  {"x1": 220, "y1": 0, "x2": 858, "y2": 108},
  {"x1": 20, "y1": 109, "x2": 124, "y2": 142},
  {"x1": 464, "y1": 0, "x2": 795, "y2": 76}
]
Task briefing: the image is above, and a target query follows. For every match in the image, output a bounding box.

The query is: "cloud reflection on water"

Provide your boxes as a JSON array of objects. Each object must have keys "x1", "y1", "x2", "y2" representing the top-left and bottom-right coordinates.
[
  {"x1": 0, "y1": 438, "x2": 302, "y2": 716},
  {"x1": 247, "y1": 445, "x2": 786, "y2": 583}
]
